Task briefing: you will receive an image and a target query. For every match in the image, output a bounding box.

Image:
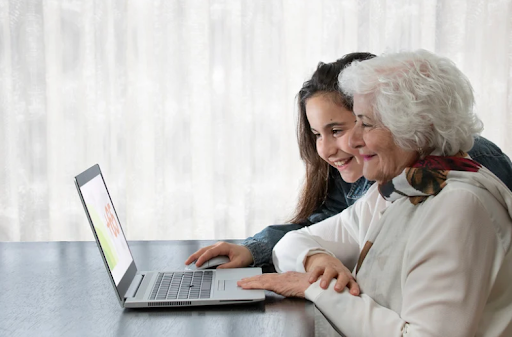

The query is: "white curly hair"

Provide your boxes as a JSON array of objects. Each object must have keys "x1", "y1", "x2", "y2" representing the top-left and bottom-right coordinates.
[{"x1": 339, "y1": 49, "x2": 483, "y2": 156}]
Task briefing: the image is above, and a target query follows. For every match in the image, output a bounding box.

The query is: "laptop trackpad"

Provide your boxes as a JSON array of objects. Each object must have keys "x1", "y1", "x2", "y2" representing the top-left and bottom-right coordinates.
[{"x1": 217, "y1": 280, "x2": 239, "y2": 291}]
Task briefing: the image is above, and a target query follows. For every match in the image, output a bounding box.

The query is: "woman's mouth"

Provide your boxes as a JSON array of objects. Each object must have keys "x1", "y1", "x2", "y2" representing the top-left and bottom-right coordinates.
[
  {"x1": 362, "y1": 154, "x2": 376, "y2": 161},
  {"x1": 334, "y1": 157, "x2": 353, "y2": 170}
]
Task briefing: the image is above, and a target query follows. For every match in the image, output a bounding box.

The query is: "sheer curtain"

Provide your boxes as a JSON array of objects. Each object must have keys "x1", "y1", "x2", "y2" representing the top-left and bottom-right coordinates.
[{"x1": 1, "y1": 0, "x2": 511, "y2": 242}]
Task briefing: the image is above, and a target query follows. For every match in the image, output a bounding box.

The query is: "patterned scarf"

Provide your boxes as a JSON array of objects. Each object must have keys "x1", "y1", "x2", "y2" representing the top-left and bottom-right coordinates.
[
  {"x1": 378, "y1": 151, "x2": 481, "y2": 205},
  {"x1": 355, "y1": 151, "x2": 482, "y2": 274}
]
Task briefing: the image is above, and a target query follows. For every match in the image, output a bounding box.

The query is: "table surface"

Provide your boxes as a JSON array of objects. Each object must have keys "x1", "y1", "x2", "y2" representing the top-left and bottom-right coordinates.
[{"x1": 0, "y1": 240, "x2": 316, "y2": 337}]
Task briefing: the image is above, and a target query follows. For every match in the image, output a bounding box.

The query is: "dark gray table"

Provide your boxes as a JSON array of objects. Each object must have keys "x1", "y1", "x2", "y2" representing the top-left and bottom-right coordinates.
[{"x1": 0, "y1": 240, "x2": 316, "y2": 337}]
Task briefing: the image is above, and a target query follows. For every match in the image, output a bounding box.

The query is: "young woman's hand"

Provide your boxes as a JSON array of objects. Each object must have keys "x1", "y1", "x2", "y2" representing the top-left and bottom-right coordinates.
[
  {"x1": 185, "y1": 242, "x2": 254, "y2": 269},
  {"x1": 305, "y1": 253, "x2": 360, "y2": 295},
  {"x1": 237, "y1": 271, "x2": 310, "y2": 298}
]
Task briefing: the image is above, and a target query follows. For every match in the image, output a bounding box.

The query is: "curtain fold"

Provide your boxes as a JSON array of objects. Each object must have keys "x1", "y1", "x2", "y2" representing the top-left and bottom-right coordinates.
[{"x1": 1, "y1": 0, "x2": 511, "y2": 241}]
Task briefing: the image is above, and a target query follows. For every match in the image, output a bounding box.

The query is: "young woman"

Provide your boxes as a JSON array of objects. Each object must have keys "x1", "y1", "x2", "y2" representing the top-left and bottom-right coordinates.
[{"x1": 185, "y1": 52, "x2": 512, "y2": 293}]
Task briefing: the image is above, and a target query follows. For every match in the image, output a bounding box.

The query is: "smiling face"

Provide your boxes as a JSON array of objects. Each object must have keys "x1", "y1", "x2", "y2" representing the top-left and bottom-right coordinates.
[
  {"x1": 349, "y1": 94, "x2": 418, "y2": 183},
  {"x1": 305, "y1": 94, "x2": 364, "y2": 183}
]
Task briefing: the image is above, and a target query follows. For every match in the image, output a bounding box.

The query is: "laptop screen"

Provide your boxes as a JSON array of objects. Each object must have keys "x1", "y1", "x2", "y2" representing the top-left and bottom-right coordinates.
[{"x1": 79, "y1": 174, "x2": 134, "y2": 286}]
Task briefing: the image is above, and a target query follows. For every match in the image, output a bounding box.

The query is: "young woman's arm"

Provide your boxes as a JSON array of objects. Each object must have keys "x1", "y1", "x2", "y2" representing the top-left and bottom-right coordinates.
[
  {"x1": 241, "y1": 173, "x2": 356, "y2": 267},
  {"x1": 272, "y1": 184, "x2": 385, "y2": 273}
]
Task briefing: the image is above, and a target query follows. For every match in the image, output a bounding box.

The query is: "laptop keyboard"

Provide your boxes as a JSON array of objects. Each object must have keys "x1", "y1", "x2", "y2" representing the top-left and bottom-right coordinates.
[{"x1": 150, "y1": 271, "x2": 213, "y2": 300}]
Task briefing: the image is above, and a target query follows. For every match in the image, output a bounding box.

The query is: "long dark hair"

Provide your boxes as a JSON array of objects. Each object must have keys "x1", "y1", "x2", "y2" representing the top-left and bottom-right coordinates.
[{"x1": 289, "y1": 52, "x2": 376, "y2": 224}]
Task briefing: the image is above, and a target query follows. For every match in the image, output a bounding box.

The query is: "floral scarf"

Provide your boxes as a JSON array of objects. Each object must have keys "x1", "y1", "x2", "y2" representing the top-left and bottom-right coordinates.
[{"x1": 378, "y1": 151, "x2": 481, "y2": 205}]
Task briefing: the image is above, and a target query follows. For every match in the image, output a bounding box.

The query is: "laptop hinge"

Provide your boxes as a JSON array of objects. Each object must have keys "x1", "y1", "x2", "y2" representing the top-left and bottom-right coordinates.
[{"x1": 125, "y1": 274, "x2": 144, "y2": 299}]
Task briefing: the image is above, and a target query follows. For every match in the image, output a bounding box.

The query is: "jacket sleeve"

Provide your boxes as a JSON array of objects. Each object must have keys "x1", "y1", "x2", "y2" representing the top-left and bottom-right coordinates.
[
  {"x1": 304, "y1": 188, "x2": 504, "y2": 337},
  {"x1": 241, "y1": 223, "x2": 308, "y2": 267},
  {"x1": 273, "y1": 185, "x2": 385, "y2": 273},
  {"x1": 241, "y1": 170, "x2": 352, "y2": 267}
]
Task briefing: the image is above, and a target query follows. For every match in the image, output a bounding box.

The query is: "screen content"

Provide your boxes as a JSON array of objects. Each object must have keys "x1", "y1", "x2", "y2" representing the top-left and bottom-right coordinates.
[{"x1": 80, "y1": 175, "x2": 133, "y2": 285}]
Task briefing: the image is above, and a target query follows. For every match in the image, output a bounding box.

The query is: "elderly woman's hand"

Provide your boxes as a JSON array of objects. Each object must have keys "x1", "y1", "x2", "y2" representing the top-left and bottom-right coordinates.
[
  {"x1": 305, "y1": 253, "x2": 360, "y2": 295},
  {"x1": 237, "y1": 272, "x2": 311, "y2": 298}
]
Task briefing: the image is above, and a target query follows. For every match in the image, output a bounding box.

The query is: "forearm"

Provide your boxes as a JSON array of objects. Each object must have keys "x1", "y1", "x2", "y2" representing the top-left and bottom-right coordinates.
[
  {"x1": 241, "y1": 223, "x2": 307, "y2": 267},
  {"x1": 241, "y1": 170, "x2": 355, "y2": 267},
  {"x1": 306, "y1": 281, "x2": 406, "y2": 336},
  {"x1": 273, "y1": 215, "x2": 360, "y2": 273},
  {"x1": 272, "y1": 230, "x2": 335, "y2": 273}
]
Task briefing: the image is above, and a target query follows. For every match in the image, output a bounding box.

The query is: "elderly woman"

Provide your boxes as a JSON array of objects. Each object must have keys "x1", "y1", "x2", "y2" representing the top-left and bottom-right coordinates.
[{"x1": 238, "y1": 50, "x2": 512, "y2": 336}]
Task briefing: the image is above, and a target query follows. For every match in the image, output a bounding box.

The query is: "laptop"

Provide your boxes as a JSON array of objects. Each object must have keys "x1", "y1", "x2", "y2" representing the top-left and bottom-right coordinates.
[{"x1": 74, "y1": 164, "x2": 265, "y2": 308}]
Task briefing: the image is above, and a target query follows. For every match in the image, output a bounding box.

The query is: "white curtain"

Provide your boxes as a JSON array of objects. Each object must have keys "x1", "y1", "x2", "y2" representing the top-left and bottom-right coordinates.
[{"x1": 1, "y1": 0, "x2": 511, "y2": 242}]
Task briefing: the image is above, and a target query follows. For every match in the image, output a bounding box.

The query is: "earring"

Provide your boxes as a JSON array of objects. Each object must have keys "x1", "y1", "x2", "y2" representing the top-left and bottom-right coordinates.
[{"x1": 418, "y1": 147, "x2": 425, "y2": 159}]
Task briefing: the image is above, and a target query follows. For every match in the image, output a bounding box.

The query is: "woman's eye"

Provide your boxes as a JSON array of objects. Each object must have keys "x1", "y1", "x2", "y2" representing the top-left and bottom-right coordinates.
[
  {"x1": 332, "y1": 129, "x2": 343, "y2": 136},
  {"x1": 362, "y1": 123, "x2": 372, "y2": 128},
  {"x1": 313, "y1": 133, "x2": 321, "y2": 139}
]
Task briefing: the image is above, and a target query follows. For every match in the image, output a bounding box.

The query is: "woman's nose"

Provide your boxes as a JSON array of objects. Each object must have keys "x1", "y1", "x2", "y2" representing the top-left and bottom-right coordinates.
[
  {"x1": 349, "y1": 125, "x2": 364, "y2": 149},
  {"x1": 317, "y1": 137, "x2": 337, "y2": 158}
]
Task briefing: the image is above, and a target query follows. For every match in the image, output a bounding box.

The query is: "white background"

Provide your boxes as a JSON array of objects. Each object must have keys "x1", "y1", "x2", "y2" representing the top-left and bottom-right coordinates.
[{"x1": 1, "y1": 0, "x2": 511, "y2": 241}]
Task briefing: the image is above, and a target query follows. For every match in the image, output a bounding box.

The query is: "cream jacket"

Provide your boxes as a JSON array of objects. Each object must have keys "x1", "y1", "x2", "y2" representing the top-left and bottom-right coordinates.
[{"x1": 273, "y1": 171, "x2": 512, "y2": 336}]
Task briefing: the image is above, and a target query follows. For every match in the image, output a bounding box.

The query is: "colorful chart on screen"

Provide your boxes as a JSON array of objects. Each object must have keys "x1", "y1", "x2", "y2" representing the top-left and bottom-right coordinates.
[{"x1": 80, "y1": 175, "x2": 133, "y2": 285}]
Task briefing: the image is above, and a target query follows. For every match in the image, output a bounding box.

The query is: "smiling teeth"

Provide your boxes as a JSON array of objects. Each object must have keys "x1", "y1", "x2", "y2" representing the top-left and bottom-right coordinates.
[{"x1": 334, "y1": 158, "x2": 351, "y2": 166}]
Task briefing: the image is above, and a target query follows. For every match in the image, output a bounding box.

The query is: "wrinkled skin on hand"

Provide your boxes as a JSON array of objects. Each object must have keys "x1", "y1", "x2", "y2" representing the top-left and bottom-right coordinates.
[
  {"x1": 305, "y1": 253, "x2": 360, "y2": 295},
  {"x1": 237, "y1": 271, "x2": 311, "y2": 298}
]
